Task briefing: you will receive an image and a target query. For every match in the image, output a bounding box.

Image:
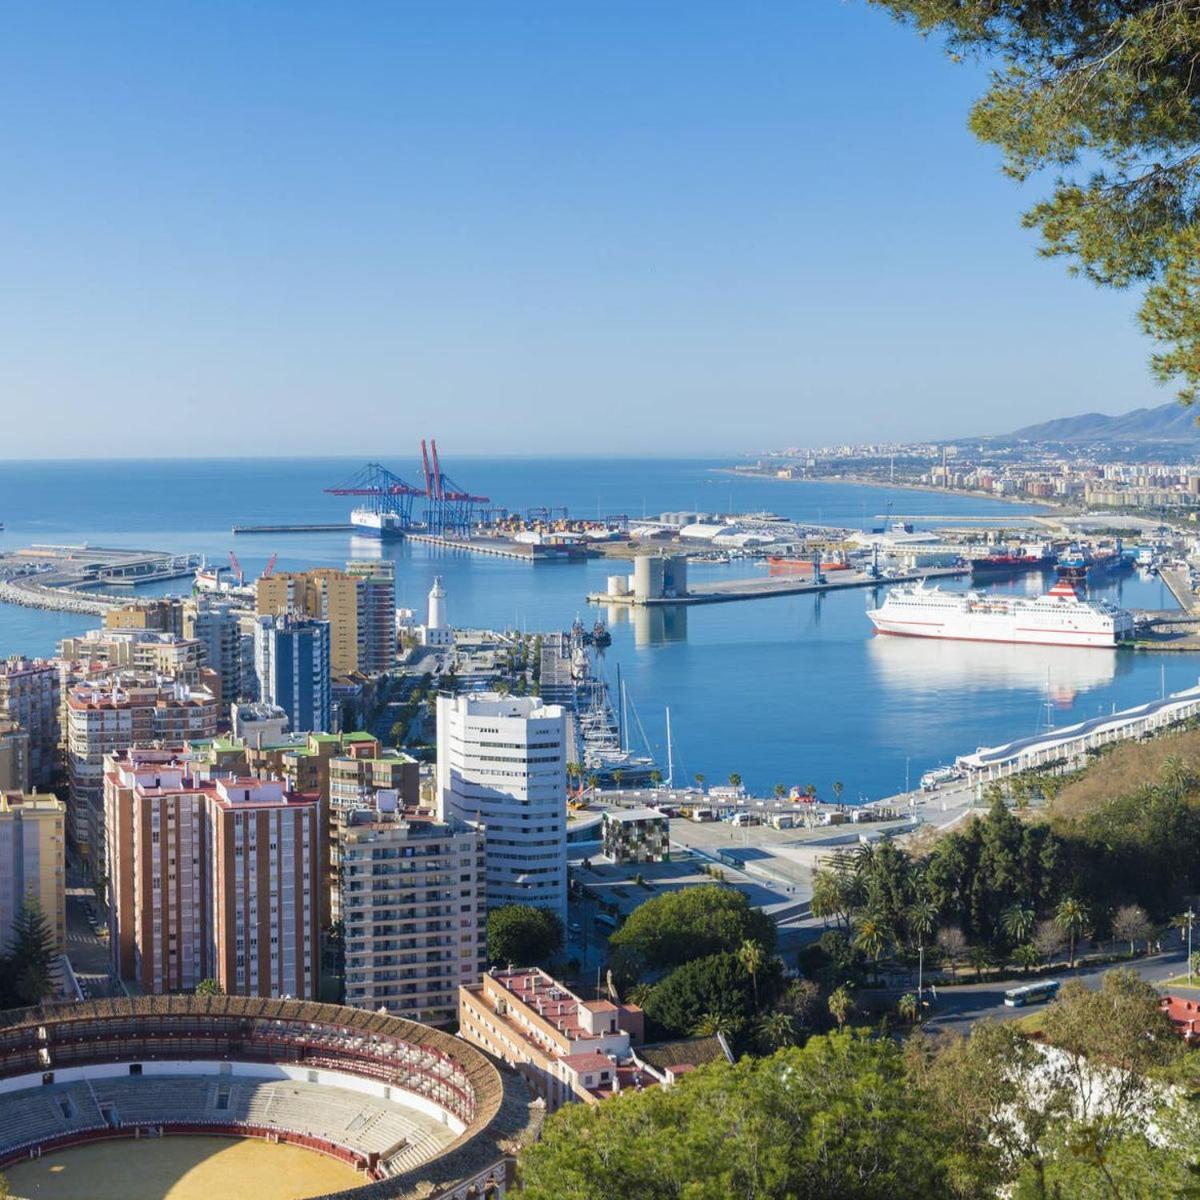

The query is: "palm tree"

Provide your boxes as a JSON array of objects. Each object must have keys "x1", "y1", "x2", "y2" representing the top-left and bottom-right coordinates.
[
  {"x1": 1056, "y1": 897, "x2": 1089, "y2": 969},
  {"x1": 897, "y1": 992, "x2": 919, "y2": 1025},
  {"x1": 694, "y1": 773, "x2": 705, "y2": 792},
  {"x1": 737, "y1": 939, "x2": 766, "y2": 1012},
  {"x1": 832, "y1": 780, "x2": 844, "y2": 810},
  {"x1": 828, "y1": 985, "x2": 853, "y2": 1031},
  {"x1": 566, "y1": 761, "x2": 582, "y2": 793},
  {"x1": 612, "y1": 769, "x2": 623, "y2": 790},
  {"x1": 1001, "y1": 904, "x2": 1036, "y2": 948},
  {"x1": 587, "y1": 774, "x2": 600, "y2": 795},
  {"x1": 773, "y1": 783, "x2": 787, "y2": 800},
  {"x1": 1013, "y1": 944, "x2": 1040, "y2": 976},
  {"x1": 967, "y1": 945, "x2": 992, "y2": 982},
  {"x1": 907, "y1": 897, "x2": 938, "y2": 948},
  {"x1": 692, "y1": 1012, "x2": 738, "y2": 1038},
  {"x1": 755, "y1": 1010, "x2": 797, "y2": 1052},
  {"x1": 853, "y1": 915, "x2": 889, "y2": 983},
  {"x1": 728, "y1": 772, "x2": 742, "y2": 790},
  {"x1": 648, "y1": 769, "x2": 663, "y2": 788},
  {"x1": 804, "y1": 783, "x2": 817, "y2": 801}
]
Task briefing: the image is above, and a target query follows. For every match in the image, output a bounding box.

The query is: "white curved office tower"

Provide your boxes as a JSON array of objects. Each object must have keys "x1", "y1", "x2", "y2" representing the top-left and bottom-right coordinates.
[{"x1": 436, "y1": 693, "x2": 567, "y2": 924}]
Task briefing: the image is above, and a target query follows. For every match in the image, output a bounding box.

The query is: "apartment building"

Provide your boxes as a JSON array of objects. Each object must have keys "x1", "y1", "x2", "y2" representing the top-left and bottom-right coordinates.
[
  {"x1": 184, "y1": 595, "x2": 244, "y2": 704},
  {"x1": 104, "y1": 749, "x2": 319, "y2": 998},
  {"x1": 0, "y1": 791, "x2": 66, "y2": 953},
  {"x1": 437, "y1": 693, "x2": 568, "y2": 923},
  {"x1": 58, "y1": 629, "x2": 207, "y2": 684},
  {"x1": 340, "y1": 803, "x2": 486, "y2": 1024},
  {"x1": 344, "y1": 559, "x2": 397, "y2": 673},
  {"x1": 65, "y1": 676, "x2": 219, "y2": 870},
  {"x1": 0, "y1": 721, "x2": 31, "y2": 792},
  {"x1": 0, "y1": 657, "x2": 60, "y2": 790},
  {"x1": 253, "y1": 614, "x2": 332, "y2": 735},
  {"x1": 103, "y1": 598, "x2": 185, "y2": 636},
  {"x1": 458, "y1": 968, "x2": 645, "y2": 1110}
]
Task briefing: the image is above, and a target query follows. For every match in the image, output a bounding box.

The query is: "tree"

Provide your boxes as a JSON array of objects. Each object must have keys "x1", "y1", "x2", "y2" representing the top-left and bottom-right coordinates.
[
  {"x1": 519, "y1": 1033, "x2": 963, "y2": 1200},
  {"x1": 727, "y1": 772, "x2": 742, "y2": 789},
  {"x1": 827, "y1": 985, "x2": 854, "y2": 1032},
  {"x1": 1112, "y1": 903, "x2": 1151, "y2": 956},
  {"x1": 897, "y1": 992, "x2": 919, "y2": 1025},
  {"x1": 754, "y1": 1010, "x2": 798, "y2": 1052},
  {"x1": 642, "y1": 952, "x2": 760, "y2": 1038},
  {"x1": 1000, "y1": 904, "x2": 1035, "y2": 949},
  {"x1": 693, "y1": 773, "x2": 705, "y2": 791},
  {"x1": 1040, "y1": 970, "x2": 1181, "y2": 1131},
  {"x1": 194, "y1": 978, "x2": 224, "y2": 996},
  {"x1": 648, "y1": 769, "x2": 663, "y2": 788},
  {"x1": 967, "y1": 945, "x2": 992, "y2": 982},
  {"x1": 810, "y1": 866, "x2": 854, "y2": 932},
  {"x1": 872, "y1": 0, "x2": 1200, "y2": 405},
  {"x1": 736, "y1": 938, "x2": 765, "y2": 1013},
  {"x1": 778, "y1": 978, "x2": 821, "y2": 1032},
  {"x1": 1013, "y1": 944, "x2": 1041, "y2": 976},
  {"x1": 907, "y1": 896, "x2": 938, "y2": 950},
  {"x1": 853, "y1": 914, "x2": 890, "y2": 983},
  {"x1": 608, "y1": 885, "x2": 775, "y2": 975},
  {"x1": 832, "y1": 780, "x2": 844, "y2": 808},
  {"x1": 936, "y1": 925, "x2": 967, "y2": 976},
  {"x1": 486, "y1": 904, "x2": 564, "y2": 968},
  {"x1": 1055, "y1": 897, "x2": 1088, "y2": 969},
  {"x1": 773, "y1": 783, "x2": 786, "y2": 799},
  {"x1": 6, "y1": 899, "x2": 54, "y2": 1006},
  {"x1": 1034, "y1": 917, "x2": 1063, "y2": 966}
]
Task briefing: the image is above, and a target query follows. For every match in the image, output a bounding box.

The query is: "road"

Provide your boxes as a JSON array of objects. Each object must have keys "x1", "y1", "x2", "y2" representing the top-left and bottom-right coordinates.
[
  {"x1": 904, "y1": 946, "x2": 1193, "y2": 1036},
  {"x1": 63, "y1": 873, "x2": 124, "y2": 1000}
]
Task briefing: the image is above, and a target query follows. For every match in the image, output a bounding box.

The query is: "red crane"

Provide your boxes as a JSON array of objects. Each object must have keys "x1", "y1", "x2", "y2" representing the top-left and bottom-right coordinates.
[
  {"x1": 263, "y1": 552, "x2": 278, "y2": 578},
  {"x1": 228, "y1": 550, "x2": 244, "y2": 586},
  {"x1": 420, "y1": 438, "x2": 489, "y2": 535}
]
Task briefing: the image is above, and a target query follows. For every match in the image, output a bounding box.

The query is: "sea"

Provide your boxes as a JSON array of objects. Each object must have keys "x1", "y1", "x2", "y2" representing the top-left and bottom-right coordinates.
[{"x1": 0, "y1": 456, "x2": 1193, "y2": 800}]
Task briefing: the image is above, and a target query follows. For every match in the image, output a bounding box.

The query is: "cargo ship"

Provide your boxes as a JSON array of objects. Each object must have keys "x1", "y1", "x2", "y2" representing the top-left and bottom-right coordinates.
[
  {"x1": 866, "y1": 579, "x2": 1134, "y2": 648},
  {"x1": 350, "y1": 507, "x2": 407, "y2": 539},
  {"x1": 969, "y1": 542, "x2": 1055, "y2": 579},
  {"x1": 1055, "y1": 543, "x2": 1091, "y2": 581},
  {"x1": 766, "y1": 553, "x2": 852, "y2": 571}
]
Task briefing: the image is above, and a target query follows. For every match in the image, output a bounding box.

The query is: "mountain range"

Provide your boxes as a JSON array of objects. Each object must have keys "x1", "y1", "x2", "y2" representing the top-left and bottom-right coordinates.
[{"x1": 988, "y1": 401, "x2": 1200, "y2": 444}]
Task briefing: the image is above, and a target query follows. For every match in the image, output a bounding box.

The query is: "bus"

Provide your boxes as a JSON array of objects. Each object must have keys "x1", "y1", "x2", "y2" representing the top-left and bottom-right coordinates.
[{"x1": 1003, "y1": 980, "x2": 1061, "y2": 1008}]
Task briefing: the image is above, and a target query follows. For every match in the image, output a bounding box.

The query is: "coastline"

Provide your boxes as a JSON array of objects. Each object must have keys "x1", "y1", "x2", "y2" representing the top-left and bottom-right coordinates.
[{"x1": 711, "y1": 466, "x2": 1061, "y2": 514}]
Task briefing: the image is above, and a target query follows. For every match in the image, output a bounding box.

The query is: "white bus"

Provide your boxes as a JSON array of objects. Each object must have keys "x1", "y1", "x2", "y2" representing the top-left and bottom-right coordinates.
[{"x1": 1003, "y1": 980, "x2": 1061, "y2": 1008}]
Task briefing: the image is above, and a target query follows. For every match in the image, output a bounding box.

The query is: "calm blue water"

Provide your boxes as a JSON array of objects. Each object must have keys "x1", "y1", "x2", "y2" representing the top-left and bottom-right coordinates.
[{"x1": 0, "y1": 457, "x2": 1192, "y2": 799}]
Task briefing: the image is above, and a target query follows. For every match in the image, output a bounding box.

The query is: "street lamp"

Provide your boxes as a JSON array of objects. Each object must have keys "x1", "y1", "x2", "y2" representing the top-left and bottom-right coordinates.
[{"x1": 1188, "y1": 909, "x2": 1196, "y2": 986}]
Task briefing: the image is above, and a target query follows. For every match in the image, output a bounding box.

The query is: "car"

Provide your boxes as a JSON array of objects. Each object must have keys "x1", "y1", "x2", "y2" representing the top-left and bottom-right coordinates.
[{"x1": 568, "y1": 922, "x2": 582, "y2": 934}]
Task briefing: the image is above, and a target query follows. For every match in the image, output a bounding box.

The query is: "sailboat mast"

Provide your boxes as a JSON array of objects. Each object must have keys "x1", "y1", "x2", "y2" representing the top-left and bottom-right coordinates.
[
  {"x1": 665, "y1": 707, "x2": 674, "y2": 789},
  {"x1": 620, "y1": 673, "x2": 629, "y2": 754}
]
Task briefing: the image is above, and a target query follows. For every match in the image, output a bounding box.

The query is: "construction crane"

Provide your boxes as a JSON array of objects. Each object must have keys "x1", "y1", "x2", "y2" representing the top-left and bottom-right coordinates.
[
  {"x1": 324, "y1": 462, "x2": 425, "y2": 528},
  {"x1": 420, "y1": 439, "x2": 490, "y2": 536},
  {"x1": 263, "y1": 552, "x2": 278, "y2": 578},
  {"x1": 227, "y1": 551, "x2": 244, "y2": 586}
]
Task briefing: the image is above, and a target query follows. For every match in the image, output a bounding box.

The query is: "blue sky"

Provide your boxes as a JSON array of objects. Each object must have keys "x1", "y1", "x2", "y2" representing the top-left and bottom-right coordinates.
[{"x1": 0, "y1": 2, "x2": 1169, "y2": 458}]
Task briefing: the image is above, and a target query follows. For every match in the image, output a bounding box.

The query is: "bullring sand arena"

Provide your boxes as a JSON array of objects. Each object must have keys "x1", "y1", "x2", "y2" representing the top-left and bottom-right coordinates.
[
  {"x1": 6, "y1": 1135, "x2": 363, "y2": 1199},
  {"x1": 0, "y1": 997, "x2": 541, "y2": 1200}
]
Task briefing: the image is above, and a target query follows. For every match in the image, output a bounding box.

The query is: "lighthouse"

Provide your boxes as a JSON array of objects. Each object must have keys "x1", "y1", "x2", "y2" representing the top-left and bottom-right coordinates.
[{"x1": 421, "y1": 576, "x2": 453, "y2": 647}]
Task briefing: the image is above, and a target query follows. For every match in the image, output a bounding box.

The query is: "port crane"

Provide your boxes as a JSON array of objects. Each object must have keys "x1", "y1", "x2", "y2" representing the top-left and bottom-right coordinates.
[
  {"x1": 263, "y1": 552, "x2": 278, "y2": 578},
  {"x1": 227, "y1": 551, "x2": 245, "y2": 586},
  {"x1": 324, "y1": 462, "x2": 425, "y2": 526},
  {"x1": 420, "y1": 439, "x2": 489, "y2": 535}
]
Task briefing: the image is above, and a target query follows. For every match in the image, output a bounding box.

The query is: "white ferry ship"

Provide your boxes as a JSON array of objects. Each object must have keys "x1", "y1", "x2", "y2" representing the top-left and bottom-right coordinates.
[
  {"x1": 350, "y1": 507, "x2": 406, "y2": 539},
  {"x1": 866, "y1": 579, "x2": 1134, "y2": 648}
]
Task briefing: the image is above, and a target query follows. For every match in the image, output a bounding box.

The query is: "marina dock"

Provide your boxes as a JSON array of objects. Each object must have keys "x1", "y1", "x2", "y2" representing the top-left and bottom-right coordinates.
[
  {"x1": 407, "y1": 532, "x2": 588, "y2": 561},
  {"x1": 588, "y1": 565, "x2": 968, "y2": 607}
]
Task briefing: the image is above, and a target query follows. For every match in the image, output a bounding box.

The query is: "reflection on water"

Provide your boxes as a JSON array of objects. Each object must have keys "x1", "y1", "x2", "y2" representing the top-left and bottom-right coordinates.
[
  {"x1": 606, "y1": 604, "x2": 689, "y2": 647},
  {"x1": 867, "y1": 633, "x2": 1126, "y2": 704}
]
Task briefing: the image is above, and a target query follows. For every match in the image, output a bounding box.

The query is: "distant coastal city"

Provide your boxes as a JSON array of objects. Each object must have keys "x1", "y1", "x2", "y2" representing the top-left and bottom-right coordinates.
[{"x1": 5, "y1": 0, "x2": 1200, "y2": 1196}]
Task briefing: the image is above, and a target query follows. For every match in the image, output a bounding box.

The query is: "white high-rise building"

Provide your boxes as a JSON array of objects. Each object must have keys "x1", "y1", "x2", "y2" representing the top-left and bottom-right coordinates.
[
  {"x1": 436, "y1": 693, "x2": 567, "y2": 923},
  {"x1": 421, "y1": 576, "x2": 453, "y2": 648}
]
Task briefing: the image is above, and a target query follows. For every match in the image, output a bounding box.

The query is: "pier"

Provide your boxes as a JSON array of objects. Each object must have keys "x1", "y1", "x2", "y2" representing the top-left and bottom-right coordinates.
[
  {"x1": 407, "y1": 532, "x2": 588, "y2": 561},
  {"x1": 233, "y1": 523, "x2": 355, "y2": 534},
  {"x1": 588, "y1": 565, "x2": 968, "y2": 607}
]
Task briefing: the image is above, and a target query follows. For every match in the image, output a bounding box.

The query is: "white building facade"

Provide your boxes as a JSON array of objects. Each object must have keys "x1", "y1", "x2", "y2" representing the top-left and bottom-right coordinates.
[{"x1": 436, "y1": 693, "x2": 567, "y2": 924}]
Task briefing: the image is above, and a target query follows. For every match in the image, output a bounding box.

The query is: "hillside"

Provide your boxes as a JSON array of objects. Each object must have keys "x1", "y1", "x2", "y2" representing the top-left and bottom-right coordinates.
[{"x1": 995, "y1": 401, "x2": 1200, "y2": 444}]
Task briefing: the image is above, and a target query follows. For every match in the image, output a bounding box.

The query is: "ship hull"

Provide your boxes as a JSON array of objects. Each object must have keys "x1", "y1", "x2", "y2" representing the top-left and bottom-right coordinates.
[
  {"x1": 867, "y1": 614, "x2": 1120, "y2": 649},
  {"x1": 350, "y1": 510, "x2": 406, "y2": 540}
]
